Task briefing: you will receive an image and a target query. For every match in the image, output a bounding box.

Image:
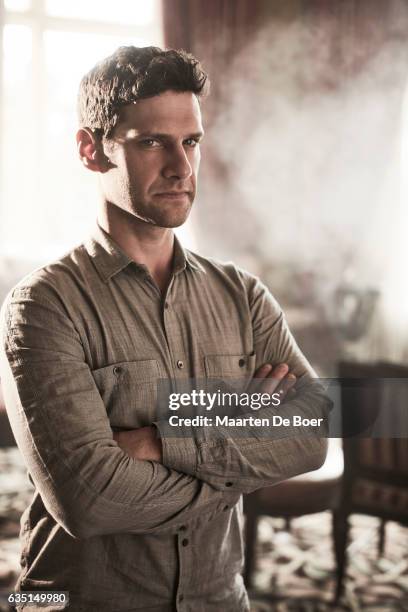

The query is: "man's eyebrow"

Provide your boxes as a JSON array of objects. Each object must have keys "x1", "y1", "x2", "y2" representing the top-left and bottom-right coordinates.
[
  {"x1": 186, "y1": 131, "x2": 205, "y2": 140},
  {"x1": 134, "y1": 131, "x2": 205, "y2": 140}
]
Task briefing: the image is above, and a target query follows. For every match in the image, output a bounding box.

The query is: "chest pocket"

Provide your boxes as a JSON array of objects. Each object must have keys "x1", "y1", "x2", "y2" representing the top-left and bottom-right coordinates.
[
  {"x1": 204, "y1": 353, "x2": 256, "y2": 392},
  {"x1": 92, "y1": 359, "x2": 160, "y2": 429}
]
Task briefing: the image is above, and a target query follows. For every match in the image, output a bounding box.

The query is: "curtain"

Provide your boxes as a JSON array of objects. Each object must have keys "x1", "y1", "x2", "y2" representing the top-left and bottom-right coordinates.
[{"x1": 162, "y1": 0, "x2": 262, "y2": 57}]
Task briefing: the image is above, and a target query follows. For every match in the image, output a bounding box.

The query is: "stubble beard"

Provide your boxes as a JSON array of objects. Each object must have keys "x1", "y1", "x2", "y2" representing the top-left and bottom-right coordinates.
[{"x1": 129, "y1": 191, "x2": 194, "y2": 228}]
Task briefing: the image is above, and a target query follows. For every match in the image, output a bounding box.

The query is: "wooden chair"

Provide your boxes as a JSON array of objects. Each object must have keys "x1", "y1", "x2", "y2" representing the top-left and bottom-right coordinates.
[
  {"x1": 243, "y1": 437, "x2": 344, "y2": 588},
  {"x1": 334, "y1": 360, "x2": 408, "y2": 600},
  {"x1": 243, "y1": 361, "x2": 408, "y2": 601}
]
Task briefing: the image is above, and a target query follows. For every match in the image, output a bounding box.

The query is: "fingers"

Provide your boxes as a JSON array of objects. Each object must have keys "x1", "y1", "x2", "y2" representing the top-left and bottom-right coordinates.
[
  {"x1": 259, "y1": 363, "x2": 289, "y2": 395},
  {"x1": 274, "y1": 372, "x2": 297, "y2": 402},
  {"x1": 253, "y1": 363, "x2": 273, "y2": 379},
  {"x1": 249, "y1": 364, "x2": 271, "y2": 394},
  {"x1": 251, "y1": 363, "x2": 297, "y2": 402}
]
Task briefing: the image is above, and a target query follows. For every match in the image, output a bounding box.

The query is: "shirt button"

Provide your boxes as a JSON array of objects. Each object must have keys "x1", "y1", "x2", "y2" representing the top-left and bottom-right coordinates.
[
  {"x1": 238, "y1": 358, "x2": 245, "y2": 367},
  {"x1": 179, "y1": 525, "x2": 187, "y2": 532},
  {"x1": 177, "y1": 360, "x2": 184, "y2": 369},
  {"x1": 113, "y1": 366, "x2": 122, "y2": 375},
  {"x1": 225, "y1": 482, "x2": 233, "y2": 487},
  {"x1": 179, "y1": 594, "x2": 184, "y2": 602},
  {"x1": 181, "y1": 538, "x2": 189, "y2": 546},
  {"x1": 164, "y1": 302, "x2": 169, "y2": 309},
  {"x1": 223, "y1": 505, "x2": 229, "y2": 511}
]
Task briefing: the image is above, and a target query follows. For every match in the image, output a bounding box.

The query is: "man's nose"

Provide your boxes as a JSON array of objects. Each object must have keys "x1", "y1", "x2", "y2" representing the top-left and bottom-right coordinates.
[{"x1": 162, "y1": 145, "x2": 192, "y2": 180}]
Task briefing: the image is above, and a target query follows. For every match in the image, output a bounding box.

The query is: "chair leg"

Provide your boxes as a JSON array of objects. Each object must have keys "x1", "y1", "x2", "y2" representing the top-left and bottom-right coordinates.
[
  {"x1": 332, "y1": 510, "x2": 350, "y2": 603},
  {"x1": 243, "y1": 513, "x2": 258, "y2": 589},
  {"x1": 378, "y1": 519, "x2": 386, "y2": 557}
]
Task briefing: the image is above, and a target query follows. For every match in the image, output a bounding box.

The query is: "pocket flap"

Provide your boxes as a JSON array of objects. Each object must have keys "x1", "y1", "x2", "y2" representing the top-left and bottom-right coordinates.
[
  {"x1": 92, "y1": 359, "x2": 159, "y2": 389},
  {"x1": 204, "y1": 353, "x2": 256, "y2": 378}
]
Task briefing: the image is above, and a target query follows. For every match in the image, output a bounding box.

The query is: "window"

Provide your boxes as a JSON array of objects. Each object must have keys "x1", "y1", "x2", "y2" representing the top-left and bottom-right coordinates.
[
  {"x1": 45, "y1": 0, "x2": 156, "y2": 26},
  {"x1": 0, "y1": 0, "x2": 163, "y2": 260}
]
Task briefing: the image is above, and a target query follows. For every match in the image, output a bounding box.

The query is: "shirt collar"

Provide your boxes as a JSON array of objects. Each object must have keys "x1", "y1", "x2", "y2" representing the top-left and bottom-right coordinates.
[{"x1": 84, "y1": 224, "x2": 205, "y2": 283}]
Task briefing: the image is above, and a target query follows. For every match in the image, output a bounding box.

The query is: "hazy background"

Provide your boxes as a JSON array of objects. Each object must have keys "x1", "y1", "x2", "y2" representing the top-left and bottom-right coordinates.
[
  {"x1": 2, "y1": 0, "x2": 408, "y2": 374},
  {"x1": 165, "y1": 0, "x2": 408, "y2": 373}
]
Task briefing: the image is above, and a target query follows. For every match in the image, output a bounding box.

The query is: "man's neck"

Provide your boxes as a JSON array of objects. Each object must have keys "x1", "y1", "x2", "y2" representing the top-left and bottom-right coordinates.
[{"x1": 98, "y1": 205, "x2": 175, "y2": 294}]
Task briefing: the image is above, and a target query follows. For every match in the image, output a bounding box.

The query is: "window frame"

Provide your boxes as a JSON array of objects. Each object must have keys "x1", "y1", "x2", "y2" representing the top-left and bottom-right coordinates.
[{"x1": 0, "y1": 0, "x2": 163, "y2": 256}]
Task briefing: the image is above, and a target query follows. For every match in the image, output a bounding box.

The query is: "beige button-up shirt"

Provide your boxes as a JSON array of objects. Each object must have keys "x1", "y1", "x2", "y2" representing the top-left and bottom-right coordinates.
[{"x1": 0, "y1": 225, "x2": 329, "y2": 611}]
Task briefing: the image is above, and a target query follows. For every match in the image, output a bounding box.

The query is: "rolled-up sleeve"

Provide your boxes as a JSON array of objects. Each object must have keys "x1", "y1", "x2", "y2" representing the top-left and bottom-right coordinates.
[
  {"x1": 156, "y1": 273, "x2": 331, "y2": 494},
  {"x1": 0, "y1": 286, "x2": 238, "y2": 539}
]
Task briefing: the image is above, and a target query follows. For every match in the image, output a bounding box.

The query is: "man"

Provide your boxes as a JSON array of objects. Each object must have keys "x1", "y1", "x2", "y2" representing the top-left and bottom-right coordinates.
[{"x1": 0, "y1": 47, "x2": 330, "y2": 611}]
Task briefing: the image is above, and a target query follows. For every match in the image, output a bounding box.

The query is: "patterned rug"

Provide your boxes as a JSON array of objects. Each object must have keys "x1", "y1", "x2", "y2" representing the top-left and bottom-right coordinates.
[
  {"x1": 249, "y1": 513, "x2": 408, "y2": 611},
  {"x1": 0, "y1": 449, "x2": 407, "y2": 611}
]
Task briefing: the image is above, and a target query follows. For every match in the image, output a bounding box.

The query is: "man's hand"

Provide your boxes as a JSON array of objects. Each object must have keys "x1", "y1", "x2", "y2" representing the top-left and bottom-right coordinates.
[
  {"x1": 250, "y1": 362, "x2": 296, "y2": 401},
  {"x1": 113, "y1": 426, "x2": 162, "y2": 462}
]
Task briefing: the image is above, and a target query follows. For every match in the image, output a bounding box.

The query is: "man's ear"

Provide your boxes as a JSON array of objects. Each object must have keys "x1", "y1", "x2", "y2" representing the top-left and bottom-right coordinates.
[{"x1": 76, "y1": 128, "x2": 111, "y2": 173}]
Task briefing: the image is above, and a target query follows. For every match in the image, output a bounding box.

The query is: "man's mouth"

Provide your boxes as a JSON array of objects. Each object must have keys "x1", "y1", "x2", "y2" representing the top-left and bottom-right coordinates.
[{"x1": 154, "y1": 191, "x2": 191, "y2": 199}]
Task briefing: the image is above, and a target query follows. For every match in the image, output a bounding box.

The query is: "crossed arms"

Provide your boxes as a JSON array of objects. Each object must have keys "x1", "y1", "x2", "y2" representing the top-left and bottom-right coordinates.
[
  {"x1": 112, "y1": 363, "x2": 296, "y2": 461},
  {"x1": 0, "y1": 278, "x2": 330, "y2": 539}
]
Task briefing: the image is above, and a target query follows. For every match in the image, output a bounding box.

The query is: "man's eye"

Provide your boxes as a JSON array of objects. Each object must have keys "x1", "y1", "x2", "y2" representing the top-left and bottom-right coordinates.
[
  {"x1": 140, "y1": 139, "x2": 160, "y2": 147},
  {"x1": 184, "y1": 138, "x2": 199, "y2": 147}
]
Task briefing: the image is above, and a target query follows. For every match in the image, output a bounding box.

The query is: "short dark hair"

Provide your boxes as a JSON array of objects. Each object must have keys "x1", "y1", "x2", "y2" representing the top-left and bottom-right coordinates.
[{"x1": 77, "y1": 46, "x2": 209, "y2": 138}]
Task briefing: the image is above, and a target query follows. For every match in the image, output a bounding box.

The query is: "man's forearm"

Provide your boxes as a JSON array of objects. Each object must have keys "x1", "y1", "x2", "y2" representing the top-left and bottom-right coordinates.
[
  {"x1": 113, "y1": 426, "x2": 162, "y2": 461},
  {"x1": 155, "y1": 379, "x2": 330, "y2": 494},
  {"x1": 112, "y1": 366, "x2": 330, "y2": 497}
]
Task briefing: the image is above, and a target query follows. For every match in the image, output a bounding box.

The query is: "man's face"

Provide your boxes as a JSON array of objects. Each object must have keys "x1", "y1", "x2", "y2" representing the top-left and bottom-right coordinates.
[{"x1": 101, "y1": 90, "x2": 204, "y2": 228}]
